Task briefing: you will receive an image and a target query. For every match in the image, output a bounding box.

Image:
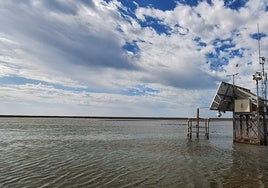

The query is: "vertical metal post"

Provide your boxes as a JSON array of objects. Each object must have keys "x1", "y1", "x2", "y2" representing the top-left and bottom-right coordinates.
[
  {"x1": 256, "y1": 79, "x2": 261, "y2": 144},
  {"x1": 232, "y1": 79, "x2": 236, "y2": 142},
  {"x1": 262, "y1": 111, "x2": 267, "y2": 145},
  {"x1": 226, "y1": 73, "x2": 239, "y2": 85},
  {"x1": 196, "y1": 108, "x2": 199, "y2": 138},
  {"x1": 207, "y1": 118, "x2": 210, "y2": 139},
  {"x1": 204, "y1": 120, "x2": 207, "y2": 138},
  {"x1": 257, "y1": 24, "x2": 267, "y2": 100},
  {"x1": 205, "y1": 119, "x2": 209, "y2": 139},
  {"x1": 253, "y1": 72, "x2": 263, "y2": 144},
  {"x1": 233, "y1": 113, "x2": 236, "y2": 142},
  {"x1": 240, "y1": 114, "x2": 243, "y2": 139},
  {"x1": 226, "y1": 73, "x2": 238, "y2": 143},
  {"x1": 187, "y1": 119, "x2": 192, "y2": 139}
]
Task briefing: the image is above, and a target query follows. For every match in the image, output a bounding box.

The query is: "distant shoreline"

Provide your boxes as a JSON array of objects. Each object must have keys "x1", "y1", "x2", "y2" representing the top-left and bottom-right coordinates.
[{"x1": 0, "y1": 115, "x2": 232, "y2": 121}]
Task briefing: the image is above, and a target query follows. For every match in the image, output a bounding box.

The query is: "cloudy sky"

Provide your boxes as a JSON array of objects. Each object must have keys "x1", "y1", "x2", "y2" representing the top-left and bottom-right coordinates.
[{"x1": 0, "y1": 0, "x2": 268, "y2": 117}]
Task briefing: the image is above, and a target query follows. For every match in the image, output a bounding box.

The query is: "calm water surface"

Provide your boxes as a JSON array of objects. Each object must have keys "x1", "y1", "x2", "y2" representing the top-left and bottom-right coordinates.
[{"x1": 0, "y1": 118, "x2": 268, "y2": 187}]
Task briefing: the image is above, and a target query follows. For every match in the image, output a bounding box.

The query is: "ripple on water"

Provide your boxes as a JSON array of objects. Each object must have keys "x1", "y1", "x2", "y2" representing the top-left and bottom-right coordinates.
[{"x1": 1, "y1": 118, "x2": 268, "y2": 187}]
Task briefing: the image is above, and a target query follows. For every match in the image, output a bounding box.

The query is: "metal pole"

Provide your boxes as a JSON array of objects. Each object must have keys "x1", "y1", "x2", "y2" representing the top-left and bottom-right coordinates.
[
  {"x1": 226, "y1": 73, "x2": 239, "y2": 85},
  {"x1": 227, "y1": 75, "x2": 237, "y2": 142},
  {"x1": 258, "y1": 24, "x2": 266, "y2": 100},
  {"x1": 257, "y1": 24, "x2": 267, "y2": 145},
  {"x1": 258, "y1": 24, "x2": 261, "y2": 63},
  {"x1": 207, "y1": 118, "x2": 210, "y2": 139},
  {"x1": 256, "y1": 79, "x2": 261, "y2": 143},
  {"x1": 253, "y1": 72, "x2": 262, "y2": 144},
  {"x1": 187, "y1": 119, "x2": 193, "y2": 139},
  {"x1": 196, "y1": 108, "x2": 199, "y2": 138}
]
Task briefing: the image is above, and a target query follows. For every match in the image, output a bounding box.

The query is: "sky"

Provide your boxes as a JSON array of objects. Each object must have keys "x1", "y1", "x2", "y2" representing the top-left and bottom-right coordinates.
[{"x1": 0, "y1": 0, "x2": 268, "y2": 117}]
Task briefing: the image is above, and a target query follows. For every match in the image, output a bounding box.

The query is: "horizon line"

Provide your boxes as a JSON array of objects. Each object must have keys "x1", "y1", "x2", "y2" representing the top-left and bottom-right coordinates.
[{"x1": 0, "y1": 115, "x2": 232, "y2": 121}]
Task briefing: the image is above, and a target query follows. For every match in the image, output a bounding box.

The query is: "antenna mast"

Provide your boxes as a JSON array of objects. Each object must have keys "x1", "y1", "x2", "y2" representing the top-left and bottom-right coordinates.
[{"x1": 257, "y1": 24, "x2": 267, "y2": 99}]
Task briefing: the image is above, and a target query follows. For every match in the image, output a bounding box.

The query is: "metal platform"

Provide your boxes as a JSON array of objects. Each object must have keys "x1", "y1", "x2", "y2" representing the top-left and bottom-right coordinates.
[{"x1": 210, "y1": 81, "x2": 268, "y2": 145}]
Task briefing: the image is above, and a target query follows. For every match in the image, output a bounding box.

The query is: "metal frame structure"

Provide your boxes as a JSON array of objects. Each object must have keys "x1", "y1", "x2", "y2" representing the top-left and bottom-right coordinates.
[
  {"x1": 187, "y1": 117, "x2": 210, "y2": 139},
  {"x1": 210, "y1": 82, "x2": 268, "y2": 145},
  {"x1": 210, "y1": 25, "x2": 267, "y2": 145}
]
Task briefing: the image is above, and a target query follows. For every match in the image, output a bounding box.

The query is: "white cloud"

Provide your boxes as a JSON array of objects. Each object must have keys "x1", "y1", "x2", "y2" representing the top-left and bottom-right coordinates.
[
  {"x1": 0, "y1": 0, "x2": 267, "y2": 116},
  {"x1": 0, "y1": 81, "x2": 213, "y2": 116}
]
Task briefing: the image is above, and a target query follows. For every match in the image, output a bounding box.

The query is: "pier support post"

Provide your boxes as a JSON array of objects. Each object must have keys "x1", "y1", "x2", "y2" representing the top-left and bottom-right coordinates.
[
  {"x1": 196, "y1": 108, "x2": 199, "y2": 138},
  {"x1": 187, "y1": 119, "x2": 192, "y2": 139},
  {"x1": 205, "y1": 119, "x2": 210, "y2": 139}
]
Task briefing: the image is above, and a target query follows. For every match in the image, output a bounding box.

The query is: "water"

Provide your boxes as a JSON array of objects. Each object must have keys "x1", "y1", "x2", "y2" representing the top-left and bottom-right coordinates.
[{"x1": 1, "y1": 118, "x2": 268, "y2": 187}]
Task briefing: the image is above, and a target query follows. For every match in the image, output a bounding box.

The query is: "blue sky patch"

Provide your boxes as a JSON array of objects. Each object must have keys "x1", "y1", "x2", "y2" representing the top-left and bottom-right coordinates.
[
  {"x1": 206, "y1": 52, "x2": 228, "y2": 71},
  {"x1": 193, "y1": 37, "x2": 207, "y2": 47},
  {"x1": 212, "y1": 38, "x2": 235, "y2": 54},
  {"x1": 0, "y1": 76, "x2": 42, "y2": 86},
  {"x1": 138, "y1": 16, "x2": 171, "y2": 35},
  {"x1": 116, "y1": 2, "x2": 137, "y2": 22},
  {"x1": 250, "y1": 32, "x2": 267, "y2": 40},
  {"x1": 229, "y1": 48, "x2": 245, "y2": 58},
  {"x1": 118, "y1": 0, "x2": 178, "y2": 11},
  {"x1": 177, "y1": 0, "x2": 212, "y2": 7},
  {"x1": 121, "y1": 85, "x2": 159, "y2": 96},
  {"x1": 0, "y1": 76, "x2": 87, "y2": 92},
  {"x1": 207, "y1": 38, "x2": 245, "y2": 68},
  {"x1": 103, "y1": 0, "x2": 177, "y2": 11},
  {"x1": 224, "y1": 0, "x2": 249, "y2": 10},
  {"x1": 123, "y1": 41, "x2": 140, "y2": 54}
]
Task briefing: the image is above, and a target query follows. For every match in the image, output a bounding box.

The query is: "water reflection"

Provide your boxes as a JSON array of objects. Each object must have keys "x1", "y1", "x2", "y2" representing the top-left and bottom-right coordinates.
[
  {"x1": 222, "y1": 144, "x2": 268, "y2": 187},
  {"x1": 0, "y1": 118, "x2": 268, "y2": 187}
]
